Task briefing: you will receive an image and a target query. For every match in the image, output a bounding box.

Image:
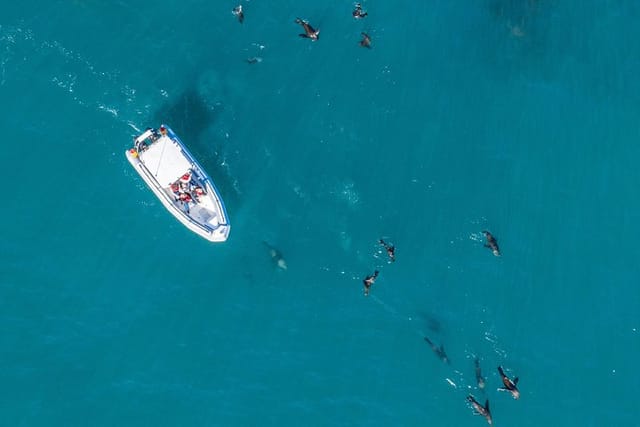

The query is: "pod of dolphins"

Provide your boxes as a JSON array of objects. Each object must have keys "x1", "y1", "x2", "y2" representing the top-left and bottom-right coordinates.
[
  {"x1": 232, "y1": 2, "x2": 372, "y2": 49},
  {"x1": 232, "y1": 2, "x2": 517, "y2": 423},
  {"x1": 362, "y1": 232, "x2": 513, "y2": 425}
]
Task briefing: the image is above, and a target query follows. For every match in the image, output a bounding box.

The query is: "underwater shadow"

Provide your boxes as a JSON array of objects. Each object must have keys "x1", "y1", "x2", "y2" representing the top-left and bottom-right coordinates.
[
  {"x1": 487, "y1": 0, "x2": 547, "y2": 41},
  {"x1": 482, "y1": 0, "x2": 554, "y2": 80},
  {"x1": 415, "y1": 311, "x2": 444, "y2": 334},
  {"x1": 153, "y1": 87, "x2": 216, "y2": 144},
  {"x1": 152, "y1": 88, "x2": 242, "y2": 216}
]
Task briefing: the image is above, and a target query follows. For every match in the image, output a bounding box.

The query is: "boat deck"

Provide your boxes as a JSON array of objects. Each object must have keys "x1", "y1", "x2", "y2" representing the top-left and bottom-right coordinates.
[
  {"x1": 139, "y1": 135, "x2": 192, "y2": 187},
  {"x1": 127, "y1": 126, "x2": 230, "y2": 242},
  {"x1": 160, "y1": 185, "x2": 221, "y2": 228}
]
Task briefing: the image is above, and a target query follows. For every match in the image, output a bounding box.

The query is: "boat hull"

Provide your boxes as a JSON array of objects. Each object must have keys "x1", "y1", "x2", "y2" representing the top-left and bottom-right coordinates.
[{"x1": 125, "y1": 126, "x2": 230, "y2": 242}]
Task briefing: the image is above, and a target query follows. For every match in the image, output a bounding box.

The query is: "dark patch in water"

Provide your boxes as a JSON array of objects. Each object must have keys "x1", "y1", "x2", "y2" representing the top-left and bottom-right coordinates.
[
  {"x1": 488, "y1": 0, "x2": 540, "y2": 20},
  {"x1": 417, "y1": 312, "x2": 443, "y2": 333},
  {"x1": 487, "y1": 0, "x2": 546, "y2": 42},
  {"x1": 426, "y1": 316, "x2": 442, "y2": 333},
  {"x1": 482, "y1": 0, "x2": 553, "y2": 80},
  {"x1": 153, "y1": 87, "x2": 216, "y2": 144},
  {"x1": 153, "y1": 88, "x2": 241, "y2": 214}
]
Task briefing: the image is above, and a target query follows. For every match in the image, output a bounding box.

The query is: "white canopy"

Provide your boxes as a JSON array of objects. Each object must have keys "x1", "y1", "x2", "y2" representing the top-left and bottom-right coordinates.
[{"x1": 141, "y1": 136, "x2": 192, "y2": 186}]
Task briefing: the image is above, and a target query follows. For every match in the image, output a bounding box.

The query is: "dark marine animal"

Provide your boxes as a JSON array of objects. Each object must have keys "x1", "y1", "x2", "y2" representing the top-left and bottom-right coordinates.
[
  {"x1": 295, "y1": 18, "x2": 319, "y2": 41},
  {"x1": 467, "y1": 395, "x2": 492, "y2": 425},
  {"x1": 482, "y1": 230, "x2": 500, "y2": 256},
  {"x1": 474, "y1": 357, "x2": 486, "y2": 389},
  {"x1": 232, "y1": 5, "x2": 244, "y2": 23},
  {"x1": 363, "y1": 270, "x2": 379, "y2": 296},
  {"x1": 423, "y1": 337, "x2": 450, "y2": 364},
  {"x1": 379, "y1": 238, "x2": 394, "y2": 261},
  {"x1": 497, "y1": 366, "x2": 520, "y2": 399},
  {"x1": 263, "y1": 241, "x2": 287, "y2": 270},
  {"x1": 360, "y1": 32, "x2": 372, "y2": 48},
  {"x1": 352, "y1": 3, "x2": 368, "y2": 19}
]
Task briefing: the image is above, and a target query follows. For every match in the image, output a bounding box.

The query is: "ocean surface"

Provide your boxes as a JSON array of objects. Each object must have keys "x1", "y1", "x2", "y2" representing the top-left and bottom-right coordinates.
[{"x1": 1, "y1": 1, "x2": 639, "y2": 425}]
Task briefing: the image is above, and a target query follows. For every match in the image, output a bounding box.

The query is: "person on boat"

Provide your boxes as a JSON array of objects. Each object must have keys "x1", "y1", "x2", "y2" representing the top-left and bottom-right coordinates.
[
  {"x1": 232, "y1": 5, "x2": 244, "y2": 23},
  {"x1": 295, "y1": 18, "x2": 320, "y2": 41},
  {"x1": 379, "y1": 238, "x2": 395, "y2": 262},
  {"x1": 176, "y1": 192, "x2": 192, "y2": 214},
  {"x1": 180, "y1": 172, "x2": 191, "y2": 183},
  {"x1": 170, "y1": 182, "x2": 180, "y2": 194},
  {"x1": 179, "y1": 172, "x2": 192, "y2": 192},
  {"x1": 179, "y1": 192, "x2": 192, "y2": 203},
  {"x1": 192, "y1": 186, "x2": 205, "y2": 202},
  {"x1": 363, "y1": 270, "x2": 379, "y2": 296},
  {"x1": 159, "y1": 125, "x2": 168, "y2": 136},
  {"x1": 352, "y1": 3, "x2": 368, "y2": 19}
]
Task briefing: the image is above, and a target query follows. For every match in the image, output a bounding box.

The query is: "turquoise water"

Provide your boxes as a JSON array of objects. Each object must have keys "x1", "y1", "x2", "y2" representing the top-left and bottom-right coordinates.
[{"x1": 1, "y1": 1, "x2": 639, "y2": 425}]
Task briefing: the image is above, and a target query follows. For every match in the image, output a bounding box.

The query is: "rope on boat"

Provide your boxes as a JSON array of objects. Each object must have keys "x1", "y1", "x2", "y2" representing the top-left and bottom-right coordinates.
[{"x1": 154, "y1": 135, "x2": 169, "y2": 177}]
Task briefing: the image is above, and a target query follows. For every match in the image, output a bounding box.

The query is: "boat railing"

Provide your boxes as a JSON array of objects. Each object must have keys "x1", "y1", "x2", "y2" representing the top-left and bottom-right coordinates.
[{"x1": 134, "y1": 129, "x2": 154, "y2": 145}]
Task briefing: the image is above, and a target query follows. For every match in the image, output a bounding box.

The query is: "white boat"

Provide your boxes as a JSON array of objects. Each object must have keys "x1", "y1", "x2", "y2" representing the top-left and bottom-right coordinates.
[{"x1": 125, "y1": 125, "x2": 230, "y2": 242}]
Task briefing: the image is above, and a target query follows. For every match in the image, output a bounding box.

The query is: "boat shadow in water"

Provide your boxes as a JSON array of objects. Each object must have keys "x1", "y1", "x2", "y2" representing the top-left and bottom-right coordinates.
[
  {"x1": 153, "y1": 87, "x2": 215, "y2": 143},
  {"x1": 153, "y1": 87, "x2": 241, "y2": 214}
]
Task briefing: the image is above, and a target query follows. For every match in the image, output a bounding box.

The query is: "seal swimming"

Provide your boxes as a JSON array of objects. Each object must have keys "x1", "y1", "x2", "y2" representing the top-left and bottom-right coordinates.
[
  {"x1": 232, "y1": 5, "x2": 244, "y2": 23},
  {"x1": 379, "y1": 238, "x2": 394, "y2": 261},
  {"x1": 359, "y1": 32, "x2": 372, "y2": 48},
  {"x1": 474, "y1": 357, "x2": 486, "y2": 389},
  {"x1": 362, "y1": 270, "x2": 379, "y2": 296},
  {"x1": 482, "y1": 230, "x2": 500, "y2": 256},
  {"x1": 352, "y1": 2, "x2": 368, "y2": 19},
  {"x1": 497, "y1": 366, "x2": 520, "y2": 399},
  {"x1": 295, "y1": 18, "x2": 320, "y2": 41},
  {"x1": 466, "y1": 395, "x2": 492, "y2": 425},
  {"x1": 263, "y1": 241, "x2": 287, "y2": 270},
  {"x1": 423, "y1": 337, "x2": 450, "y2": 364},
  {"x1": 246, "y1": 57, "x2": 263, "y2": 64}
]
